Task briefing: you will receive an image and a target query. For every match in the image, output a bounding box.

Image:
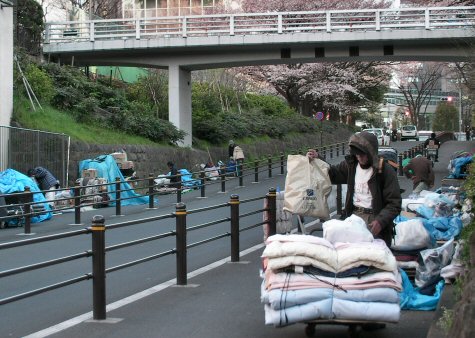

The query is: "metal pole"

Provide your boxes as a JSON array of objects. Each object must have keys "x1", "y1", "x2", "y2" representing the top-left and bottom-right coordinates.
[
  {"x1": 200, "y1": 171, "x2": 206, "y2": 198},
  {"x1": 23, "y1": 187, "x2": 32, "y2": 234},
  {"x1": 230, "y1": 194, "x2": 240, "y2": 262},
  {"x1": 115, "y1": 177, "x2": 121, "y2": 216},
  {"x1": 176, "y1": 174, "x2": 182, "y2": 203},
  {"x1": 148, "y1": 173, "x2": 155, "y2": 209},
  {"x1": 336, "y1": 184, "x2": 342, "y2": 215},
  {"x1": 268, "y1": 156, "x2": 272, "y2": 178},
  {"x1": 398, "y1": 153, "x2": 404, "y2": 176},
  {"x1": 266, "y1": 188, "x2": 277, "y2": 236},
  {"x1": 253, "y1": 160, "x2": 259, "y2": 183},
  {"x1": 280, "y1": 152, "x2": 285, "y2": 175},
  {"x1": 91, "y1": 215, "x2": 106, "y2": 320},
  {"x1": 175, "y1": 203, "x2": 187, "y2": 285},
  {"x1": 238, "y1": 163, "x2": 244, "y2": 187},
  {"x1": 74, "y1": 181, "x2": 81, "y2": 225},
  {"x1": 220, "y1": 168, "x2": 226, "y2": 193}
]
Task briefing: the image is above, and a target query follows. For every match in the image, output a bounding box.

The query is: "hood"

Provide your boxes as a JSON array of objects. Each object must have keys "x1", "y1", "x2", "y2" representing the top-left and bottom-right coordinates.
[{"x1": 348, "y1": 131, "x2": 379, "y2": 169}]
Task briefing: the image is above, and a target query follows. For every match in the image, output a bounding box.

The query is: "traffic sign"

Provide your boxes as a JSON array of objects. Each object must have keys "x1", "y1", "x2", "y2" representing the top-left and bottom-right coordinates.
[{"x1": 316, "y1": 111, "x2": 324, "y2": 121}]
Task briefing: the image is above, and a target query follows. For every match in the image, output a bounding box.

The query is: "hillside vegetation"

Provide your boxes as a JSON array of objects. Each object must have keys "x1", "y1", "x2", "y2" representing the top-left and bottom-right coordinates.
[{"x1": 13, "y1": 54, "x2": 349, "y2": 149}]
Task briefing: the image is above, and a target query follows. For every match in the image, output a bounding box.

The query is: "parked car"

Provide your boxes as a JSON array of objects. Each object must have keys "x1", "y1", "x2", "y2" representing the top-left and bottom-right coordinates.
[
  {"x1": 401, "y1": 125, "x2": 419, "y2": 141},
  {"x1": 363, "y1": 128, "x2": 391, "y2": 146}
]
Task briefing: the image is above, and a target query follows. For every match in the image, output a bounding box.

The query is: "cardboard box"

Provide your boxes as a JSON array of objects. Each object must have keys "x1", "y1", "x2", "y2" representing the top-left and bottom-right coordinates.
[
  {"x1": 119, "y1": 160, "x2": 134, "y2": 170},
  {"x1": 82, "y1": 169, "x2": 98, "y2": 179},
  {"x1": 111, "y1": 152, "x2": 127, "y2": 164}
]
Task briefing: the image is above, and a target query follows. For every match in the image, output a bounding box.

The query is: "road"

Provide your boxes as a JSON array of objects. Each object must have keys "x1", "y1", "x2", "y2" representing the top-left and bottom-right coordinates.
[{"x1": 0, "y1": 140, "x2": 472, "y2": 338}]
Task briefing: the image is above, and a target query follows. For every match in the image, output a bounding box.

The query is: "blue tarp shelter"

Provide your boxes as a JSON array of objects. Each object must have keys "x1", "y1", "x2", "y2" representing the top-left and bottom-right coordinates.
[
  {"x1": 0, "y1": 169, "x2": 52, "y2": 224},
  {"x1": 79, "y1": 155, "x2": 149, "y2": 206}
]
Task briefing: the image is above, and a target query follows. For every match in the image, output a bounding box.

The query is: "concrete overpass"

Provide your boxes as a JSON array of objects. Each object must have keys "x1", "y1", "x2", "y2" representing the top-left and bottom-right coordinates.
[{"x1": 43, "y1": 6, "x2": 475, "y2": 146}]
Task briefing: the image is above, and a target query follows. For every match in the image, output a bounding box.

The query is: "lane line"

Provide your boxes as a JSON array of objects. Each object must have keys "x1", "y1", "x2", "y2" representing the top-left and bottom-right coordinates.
[{"x1": 23, "y1": 243, "x2": 265, "y2": 338}]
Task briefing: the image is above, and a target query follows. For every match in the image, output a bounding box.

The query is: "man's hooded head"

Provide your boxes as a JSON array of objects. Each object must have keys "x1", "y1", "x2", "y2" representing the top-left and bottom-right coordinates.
[{"x1": 348, "y1": 131, "x2": 379, "y2": 169}]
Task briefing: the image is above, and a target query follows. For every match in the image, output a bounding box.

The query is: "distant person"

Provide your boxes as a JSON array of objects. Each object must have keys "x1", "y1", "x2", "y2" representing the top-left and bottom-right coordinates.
[
  {"x1": 27, "y1": 167, "x2": 60, "y2": 206},
  {"x1": 228, "y1": 140, "x2": 237, "y2": 159},
  {"x1": 166, "y1": 161, "x2": 180, "y2": 188},
  {"x1": 424, "y1": 132, "x2": 440, "y2": 161},
  {"x1": 403, "y1": 155, "x2": 435, "y2": 194},
  {"x1": 232, "y1": 144, "x2": 245, "y2": 177},
  {"x1": 466, "y1": 126, "x2": 472, "y2": 141}
]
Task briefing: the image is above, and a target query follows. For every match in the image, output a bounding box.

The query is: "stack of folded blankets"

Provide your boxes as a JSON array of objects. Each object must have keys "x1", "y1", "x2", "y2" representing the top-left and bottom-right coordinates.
[{"x1": 261, "y1": 215, "x2": 402, "y2": 327}]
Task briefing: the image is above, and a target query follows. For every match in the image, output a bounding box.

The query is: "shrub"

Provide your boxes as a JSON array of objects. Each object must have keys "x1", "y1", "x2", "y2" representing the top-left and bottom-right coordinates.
[{"x1": 24, "y1": 64, "x2": 55, "y2": 103}]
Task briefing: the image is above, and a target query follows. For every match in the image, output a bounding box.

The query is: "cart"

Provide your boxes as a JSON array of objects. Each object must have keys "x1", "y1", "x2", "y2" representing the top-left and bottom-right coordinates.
[{"x1": 304, "y1": 319, "x2": 389, "y2": 337}]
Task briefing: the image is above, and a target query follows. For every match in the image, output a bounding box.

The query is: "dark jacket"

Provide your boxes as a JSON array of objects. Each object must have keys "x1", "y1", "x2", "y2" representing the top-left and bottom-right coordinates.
[
  {"x1": 328, "y1": 132, "x2": 402, "y2": 246},
  {"x1": 403, "y1": 156, "x2": 434, "y2": 189}
]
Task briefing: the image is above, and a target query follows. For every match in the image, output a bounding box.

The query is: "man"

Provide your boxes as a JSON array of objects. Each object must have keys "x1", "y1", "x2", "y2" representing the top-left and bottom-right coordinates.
[
  {"x1": 307, "y1": 131, "x2": 402, "y2": 247},
  {"x1": 27, "y1": 167, "x2": 60, "y2": 206},
  {"x1": 424, "y1": 132, "x2": 440, "y2": 161},
  {"x1": 166, "y1": 161, "x2": 180, "y2": 188},
  {"x1": 403, "y1": 155, "x2": 435, "y2": 194}
]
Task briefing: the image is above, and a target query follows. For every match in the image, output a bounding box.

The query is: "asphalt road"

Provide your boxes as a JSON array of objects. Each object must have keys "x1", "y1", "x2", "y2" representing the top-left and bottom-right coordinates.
[{"x1": 0, "y1": 140, "x2": 473, "y2": 338}]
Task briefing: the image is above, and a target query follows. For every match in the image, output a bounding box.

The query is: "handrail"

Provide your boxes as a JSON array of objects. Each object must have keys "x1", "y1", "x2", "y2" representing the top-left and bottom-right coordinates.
[{"x1": 44, "y1": 6, "x2": 475, "y2": 44}]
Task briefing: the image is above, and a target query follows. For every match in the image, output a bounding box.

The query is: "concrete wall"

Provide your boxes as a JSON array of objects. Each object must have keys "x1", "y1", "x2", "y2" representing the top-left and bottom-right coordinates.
[{"x1": 67, "y1": 130, "x2": 352, "y2": 186}]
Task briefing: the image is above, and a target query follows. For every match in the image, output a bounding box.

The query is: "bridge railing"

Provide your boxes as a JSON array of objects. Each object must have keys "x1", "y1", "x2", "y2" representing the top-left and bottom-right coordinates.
[{"x1": 44, "y1": 6, "x2": 475, "y2": 44}]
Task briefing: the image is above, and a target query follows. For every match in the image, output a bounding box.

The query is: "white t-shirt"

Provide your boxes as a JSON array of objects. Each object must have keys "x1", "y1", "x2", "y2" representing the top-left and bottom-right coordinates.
[{"x1": 353, "y1": 164, "x2": 373, "y2": 208}]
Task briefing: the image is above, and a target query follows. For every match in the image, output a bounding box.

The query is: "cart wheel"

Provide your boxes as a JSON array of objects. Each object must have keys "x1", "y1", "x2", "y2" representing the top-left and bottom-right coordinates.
[
  {"x1": 348, "y1": 324, "x2": 360, "y2": 338},
  {"x1": 305, "y1": 323, "x2": 316, "y2": 337}
]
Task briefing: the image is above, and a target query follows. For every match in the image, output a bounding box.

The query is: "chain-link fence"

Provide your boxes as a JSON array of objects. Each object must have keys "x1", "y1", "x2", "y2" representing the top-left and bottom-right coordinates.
[{"x1": 0, "y1": 126, "x2": 70, "y2": 186}]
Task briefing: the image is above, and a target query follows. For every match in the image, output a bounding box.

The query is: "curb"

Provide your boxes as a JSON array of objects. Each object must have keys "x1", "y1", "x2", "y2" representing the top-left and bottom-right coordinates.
[{"x1": 426, "y1": 283, "x2": 454, "y2": 338}]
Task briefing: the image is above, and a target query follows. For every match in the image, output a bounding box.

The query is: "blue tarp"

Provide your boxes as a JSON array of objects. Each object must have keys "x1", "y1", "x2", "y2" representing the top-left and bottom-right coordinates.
[
  {"x1": 0, "y1": 169, "x2": 52, "y2": 224},
  {"x1": 399, "y1": 269, "x2": 444, "y2": 311},
  {"x1": 79, "y1": 155, "x2": 149, "y2": 206}
]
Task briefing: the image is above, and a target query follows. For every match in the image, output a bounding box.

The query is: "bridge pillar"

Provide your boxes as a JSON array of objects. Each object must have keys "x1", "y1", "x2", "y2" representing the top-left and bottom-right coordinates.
[{"x1": 169, "y1": 65, "x2": 192, "y2": 147}]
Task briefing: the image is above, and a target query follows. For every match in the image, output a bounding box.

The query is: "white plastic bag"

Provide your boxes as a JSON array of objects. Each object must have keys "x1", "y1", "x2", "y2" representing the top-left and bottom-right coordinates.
[
  {"x1": 391, "y1": 218, "x2": 431, "y2": 251},
  {"x1": 323, "y1": 214, "x2": 374, "y2": 244},
  {"x1": 415, "y1": 238, "x2": 455, "y2": 287},
  {"x1": 283, "y1": 155, "x2": 332, "y2": 219}
]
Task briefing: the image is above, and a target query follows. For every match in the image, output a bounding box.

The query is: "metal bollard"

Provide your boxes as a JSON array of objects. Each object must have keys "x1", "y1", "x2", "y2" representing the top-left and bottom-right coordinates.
[
  {"x1": 23, "y1": 187, "x2": 32, "y2": 234},
  {"x1": 398, "y1": 153, "x2": 404, "y2": 176},
  {"x1": 342, "y1": 143, "x2": 346, "y2": 156},
  {"x1": 200, "y1": 171, "x2": 206, "y2": 198},
  {"x1": 322, "y1": 146, "x2": 326, "y2": 160},
  {"x1": 91, "y1": 215, "x2": 106, "y2": 320},
  {"x1": 280, "y1": 152, "x2": 285, "y2": 175},
  {"x1": 176, "y1": 174, "x2": 182, "y2": 203},
  {"x1": 254, "y1": 160, "x2": 259, "y2": 183},
  {"x1": 336, "y1": 184, "x2": 342, "y2": 215},
  {"x1": 266, "y1": 188, "x2": 277, "y2": 236},
  {"x1": 238, "y1": 163, "x2": 244, "y2": 187},
  {"x1": 336, "y1": 143, "x2": 339, "y2": 157},
  {"x1": 220, "y1": 167, "x2": 226, "y2": 193},
  {"x1": 115, "y1": 177, "x2": 122, "y2": 216},
  {"x1": 330, "y1": 144, "x2": 333, "y2": 159},
  {"x1": 268, "y1": 156, "x2": 272, "y2": 178},
  {"x1": 175, "y1": 203, "x2": 187, "y2": 285},
  {"x1": 74, "y1": 181, "x2": 81, "y2": 225},
  {"x1": 230, "y1": 194, "x2": 240, "y2": 262},
  {"x1": 148, "y1": 173, "x2": 155, "y2": 209}
]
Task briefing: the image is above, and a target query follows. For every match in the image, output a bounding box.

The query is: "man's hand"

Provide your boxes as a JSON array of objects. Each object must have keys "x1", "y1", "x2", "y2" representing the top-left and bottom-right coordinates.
[
  {"x1": 307, "y1": 149, "x2": 318, "y2": 161},
  {"x1": 368, "y1": 220, "x2": 382, "y2": 237}
]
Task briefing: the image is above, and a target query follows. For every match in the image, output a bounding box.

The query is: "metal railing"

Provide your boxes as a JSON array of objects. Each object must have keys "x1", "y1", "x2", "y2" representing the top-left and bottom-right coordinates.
[
  {"x1": 44, "y1": 6, "x2": 475, "y2": 44},
  {"x1": 0, "y1": 188, "x2": 279, "y2": 320},
  {"x1": 0, "y1": 141, "x2": 348, "y2": 233}
]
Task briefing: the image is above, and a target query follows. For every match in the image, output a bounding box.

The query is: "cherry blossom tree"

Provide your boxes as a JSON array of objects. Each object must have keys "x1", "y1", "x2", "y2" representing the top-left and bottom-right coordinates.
[{"x1": 228, "y1": 0, "x2": 393, "y2": 123}]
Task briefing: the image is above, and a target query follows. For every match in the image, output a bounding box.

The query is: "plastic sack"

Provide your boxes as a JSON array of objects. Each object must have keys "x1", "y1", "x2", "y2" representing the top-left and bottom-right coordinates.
[
  {"x1": 262, "y1": 191, "x2": 296, "y2": 241},
  {"x1": 323, "y1": 214, "x2": 374, "y2": 244},
  {"x1": 421, "y1": 216, "x2": 463, "y2": 241},
  {"x1": 415, "y1": 238, "x2": 455, "y2": 287},
  {"x1": 399, "y1": 269, "x2": 444, "y2": 311},
  {"x1": 283, "y1": 155, "x2": 332, "y2": 219},
  {"x1": 391, "y1": 218, "x2": 431, "y2": 251}
]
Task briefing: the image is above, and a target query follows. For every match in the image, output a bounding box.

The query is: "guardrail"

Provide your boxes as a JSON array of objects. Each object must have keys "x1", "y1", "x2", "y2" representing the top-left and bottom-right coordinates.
[
  {"x1": 44, "y1": 6, "x2": 475, "y2": 44},
  {"x1": 0, "y1": 142, "x2": 348, "y2": 233},
  {"x1": 0, "y1": 188, "x2": 278, "y2": 320}
]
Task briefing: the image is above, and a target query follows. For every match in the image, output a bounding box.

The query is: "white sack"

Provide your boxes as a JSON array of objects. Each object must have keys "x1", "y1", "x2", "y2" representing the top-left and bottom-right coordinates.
[
  {"x1": 391, "y1": 218, "x2": 431, "y2": 251},
  {"x1": 323, "y1": 214, "x2": 374, "y2": 244},
  {"x1": 283, "y1": 155, "x2": 332, "y2": 219}
]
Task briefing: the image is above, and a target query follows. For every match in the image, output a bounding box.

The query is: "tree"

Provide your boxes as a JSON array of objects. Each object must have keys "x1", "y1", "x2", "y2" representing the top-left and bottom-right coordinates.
[
  {"x1": 432, "y1": 101, "x2": 459, "y2": 131},
  {"x1": 17, "y1": 0, "x2": 44, "y2": 55},
  {"x1": 228, "y1": 0, "x2": 393, "y2": 123},
  {"x1": 392, "y1": 62, "x2": 443, "y2": 129}
]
